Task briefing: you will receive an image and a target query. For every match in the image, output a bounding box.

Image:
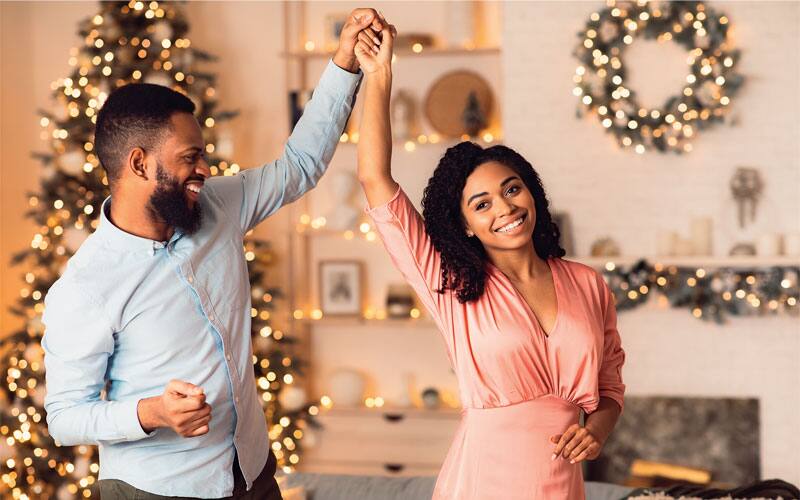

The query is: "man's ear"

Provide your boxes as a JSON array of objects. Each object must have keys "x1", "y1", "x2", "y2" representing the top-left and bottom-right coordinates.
[{"x1": 127, "y1": 147, "x2": 148, "y2": 181}]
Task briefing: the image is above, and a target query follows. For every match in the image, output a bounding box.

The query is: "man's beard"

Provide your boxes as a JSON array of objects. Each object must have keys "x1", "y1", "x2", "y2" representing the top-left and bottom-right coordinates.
[{"x1": 146, "y1": 163, "x2": 202, "y2": 235}]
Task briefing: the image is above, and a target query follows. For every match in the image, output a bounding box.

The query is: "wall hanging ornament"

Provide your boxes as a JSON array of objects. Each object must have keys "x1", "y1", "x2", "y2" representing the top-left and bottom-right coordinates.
[{"x1": 573, "y1": 0, "x2": 743, "y2": 154}]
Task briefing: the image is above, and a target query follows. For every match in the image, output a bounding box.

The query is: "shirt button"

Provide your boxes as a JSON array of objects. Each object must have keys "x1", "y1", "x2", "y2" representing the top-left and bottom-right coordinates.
[
  {"x1": 187, "y1": 276, "x2": 194, "y2": 283},
  {"x1": 226, "y1": 354, "x2": 232, "y2": 361},
  {"x1": 208, "y1": 315, "x2": 215, "y2": 322}
]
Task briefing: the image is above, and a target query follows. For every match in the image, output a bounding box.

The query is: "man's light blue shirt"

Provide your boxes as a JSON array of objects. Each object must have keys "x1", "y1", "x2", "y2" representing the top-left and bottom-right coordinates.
[{"x1": 42, "y1": 60, "x2": 360, "y2": 498}]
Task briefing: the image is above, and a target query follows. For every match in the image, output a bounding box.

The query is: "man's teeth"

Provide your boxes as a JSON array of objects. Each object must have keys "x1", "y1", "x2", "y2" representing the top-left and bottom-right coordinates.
[
  {"x1": 496, "y1": 217, "x2": 524, "y2": 233},
  {"x1": 186, "y1": 184, "x2": 201, "y2": 193}
]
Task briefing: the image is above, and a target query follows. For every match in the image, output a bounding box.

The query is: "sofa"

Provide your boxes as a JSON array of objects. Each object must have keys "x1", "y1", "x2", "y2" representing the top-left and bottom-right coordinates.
[{"x1": 281, "y1": 473, "x2": 635, "y2": 500}]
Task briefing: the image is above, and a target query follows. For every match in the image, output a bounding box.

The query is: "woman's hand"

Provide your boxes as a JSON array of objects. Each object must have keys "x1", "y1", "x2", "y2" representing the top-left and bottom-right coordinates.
[
  {"x1": 354, "y1": 12, "x2": 396, "y2": 75},
  {"x1": 550, "y1": 424, "x2": 604, "y2": 464},
  {"x1": 332, "y1": 8, "x2": 385, "y2": 73}
]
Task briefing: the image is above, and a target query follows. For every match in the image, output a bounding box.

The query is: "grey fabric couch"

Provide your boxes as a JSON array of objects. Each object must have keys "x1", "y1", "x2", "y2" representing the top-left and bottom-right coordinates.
[{"x1": 283, "y1": 473, "x2": 635, "y2": 500}]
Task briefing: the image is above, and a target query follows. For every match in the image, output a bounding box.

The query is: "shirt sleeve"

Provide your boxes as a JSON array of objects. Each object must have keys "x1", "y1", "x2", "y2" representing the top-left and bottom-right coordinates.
[
  {"x1": 366, "y1": 187, "x2": 448, "y2": 328},
  {"x1": 42, "y1": 277, "x2": 154, "y2": 446},
  {"x1": 596, "y1": 275, "x2": 626, "y2": 413},
  {"x1": 205, "y1": 59, "x2": 362, "y2": 234}
]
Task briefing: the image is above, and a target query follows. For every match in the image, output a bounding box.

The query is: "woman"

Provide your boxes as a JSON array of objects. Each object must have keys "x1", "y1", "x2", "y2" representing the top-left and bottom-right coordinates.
[{"x1": 354, "y1": 21, "x2": 625, "y2": 500}]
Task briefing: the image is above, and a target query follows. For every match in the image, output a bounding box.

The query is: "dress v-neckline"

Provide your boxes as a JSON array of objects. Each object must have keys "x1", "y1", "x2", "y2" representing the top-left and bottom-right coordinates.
[{"x1": 489, "y1": 257, "x2": 561, "y2": 339}]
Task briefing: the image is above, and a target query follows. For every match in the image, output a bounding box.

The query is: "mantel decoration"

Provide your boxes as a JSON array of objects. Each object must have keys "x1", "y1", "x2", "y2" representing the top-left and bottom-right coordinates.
[
  {"x1": 602, "y1": 260, "x2": 799, "y2": 323},
  {"x1": 573, "y1": 0, "x2": 744, "y2": 154}
]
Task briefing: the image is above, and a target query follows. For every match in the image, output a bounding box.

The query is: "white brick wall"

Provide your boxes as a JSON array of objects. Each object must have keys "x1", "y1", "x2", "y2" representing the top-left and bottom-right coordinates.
[{"x1": 504, "y1": 1, "x2": 800, "y2": 484}]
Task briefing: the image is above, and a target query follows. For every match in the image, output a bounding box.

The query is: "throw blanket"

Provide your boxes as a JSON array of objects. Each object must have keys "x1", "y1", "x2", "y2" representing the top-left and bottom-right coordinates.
[{"x1": 625, "y1": 478, "x2": 799, "y2": 500}]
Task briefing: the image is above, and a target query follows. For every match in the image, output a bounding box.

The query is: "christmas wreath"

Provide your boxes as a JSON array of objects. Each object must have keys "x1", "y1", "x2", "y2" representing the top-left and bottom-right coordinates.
[{"x1": 573, "y1": 1, "x2": 743, "y2": 153}]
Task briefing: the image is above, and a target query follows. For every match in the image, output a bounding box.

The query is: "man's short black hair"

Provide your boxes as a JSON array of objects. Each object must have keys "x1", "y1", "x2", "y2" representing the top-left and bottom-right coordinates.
[{"x1": 94, "y1": 83, "x2": 195, "y2": 184}]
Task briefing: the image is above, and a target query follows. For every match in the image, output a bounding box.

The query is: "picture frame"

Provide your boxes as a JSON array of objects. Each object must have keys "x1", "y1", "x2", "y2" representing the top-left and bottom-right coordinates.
[
  {"x1": 325, "y1": 13, "x2": 348, "y2": 51},
  {"x1": 319, "y1": 260, "x2": 363, "y2": 316}
]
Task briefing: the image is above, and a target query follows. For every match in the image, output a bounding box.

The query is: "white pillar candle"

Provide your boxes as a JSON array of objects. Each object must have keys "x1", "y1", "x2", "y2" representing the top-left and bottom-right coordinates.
[
  {"x1": 690, "y1": 217, "x2": 713, "y2": 256},
  {"x1": 215, "y1": 130, "x2": 234, "y2": 159},
  {"x1": 756, "y1": 233, "x2": 782, "y2": 257},
  {"x1": 656, "y1": 230, "x2": 678, "y2": 256},
  {"x1": 783, "y1": 233, "x2": 800, "y2": 256},
  {"x1": 674, "y1": 237, "x2": 695, "y2": 257},
  {"x1": 446, "y1": 2, "x2": 476, "y2": 48}
]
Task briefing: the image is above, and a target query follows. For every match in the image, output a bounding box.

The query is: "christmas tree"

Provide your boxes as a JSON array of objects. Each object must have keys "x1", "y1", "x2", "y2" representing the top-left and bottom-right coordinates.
[{"x1": 2, "y1": 2, "x2": 313, "y2": 497}]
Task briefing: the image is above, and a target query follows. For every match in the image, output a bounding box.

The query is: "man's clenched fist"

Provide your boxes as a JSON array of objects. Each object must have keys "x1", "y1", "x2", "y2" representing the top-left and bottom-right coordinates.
[{"x1": 137, "y1": 380, "x2": 212, "y2": 438}]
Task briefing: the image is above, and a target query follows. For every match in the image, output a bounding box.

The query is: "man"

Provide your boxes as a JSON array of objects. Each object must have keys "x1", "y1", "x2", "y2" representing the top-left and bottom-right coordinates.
[{"x1": 42, "y1": 8, "x2": 389, "y2": 499}]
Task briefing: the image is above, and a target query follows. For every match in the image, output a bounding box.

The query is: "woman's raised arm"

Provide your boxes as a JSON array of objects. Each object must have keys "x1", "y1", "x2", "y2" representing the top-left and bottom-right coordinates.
[{"x1": 354, "y1": 18, "x2": 399, "y2": 208}]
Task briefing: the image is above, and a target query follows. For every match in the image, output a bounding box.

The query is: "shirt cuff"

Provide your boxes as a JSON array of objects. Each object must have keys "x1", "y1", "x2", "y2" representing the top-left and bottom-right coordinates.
[
  {"x1": 115, "y1": 398, "x2": 156, "y2": 442},
  {"x1": 318, "y1": 59, "x2": 362, "y2": 100}
]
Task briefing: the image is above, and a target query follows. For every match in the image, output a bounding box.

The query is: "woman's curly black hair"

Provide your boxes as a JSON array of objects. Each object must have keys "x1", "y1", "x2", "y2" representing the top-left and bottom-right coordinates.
[{"x1": 421, "y1": 141, "x2": 565, "y2": 303}]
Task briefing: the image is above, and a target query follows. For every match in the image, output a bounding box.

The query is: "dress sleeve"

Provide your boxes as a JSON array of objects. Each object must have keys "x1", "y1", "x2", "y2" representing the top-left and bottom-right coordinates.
[
  {"x1": 366, "y1": 187, "x2": 447, "y2": 328},
  {"x1": 597, "y1": 275, "x2": 626, "y2": 412}
]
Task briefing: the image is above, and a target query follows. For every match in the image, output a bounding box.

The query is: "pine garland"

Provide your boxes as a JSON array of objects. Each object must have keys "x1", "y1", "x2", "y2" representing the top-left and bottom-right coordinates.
[{"x1": 602, "y1": 260, "x2": 799, "y2": 323}]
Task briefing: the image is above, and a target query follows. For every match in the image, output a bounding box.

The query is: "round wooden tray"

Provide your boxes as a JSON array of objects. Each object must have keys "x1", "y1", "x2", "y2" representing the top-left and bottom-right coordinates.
[{"x1": 424, "y1": 70, "x2": 493, "y2": 138}]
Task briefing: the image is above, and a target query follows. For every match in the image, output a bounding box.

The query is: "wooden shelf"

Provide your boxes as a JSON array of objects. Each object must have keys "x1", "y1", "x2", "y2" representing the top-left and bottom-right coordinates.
[
  {"x1": 335, "y1": 136, "x2": 505, "y2": 148},
  {"x1": 283, "y1": 46, "x2": 500, "y2": 60},
  {"x1": 292, "y1": 245, "x2": 800, "y2": 267},
  {"x1": 319, "y1": 406, "x2": 461, "y2": 419},
  {"x1": 294, "y1": 228, "x2": 372, "y2": 238},
  {"x1": 573, "y1": 256, "x2": 800, "y2": 269},
  {"x1": 298, "y1": 317, "x2": 436, "y2": 327}
]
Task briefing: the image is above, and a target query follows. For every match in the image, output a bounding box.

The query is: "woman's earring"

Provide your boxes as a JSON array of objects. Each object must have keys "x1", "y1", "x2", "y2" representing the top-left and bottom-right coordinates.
[{"x1": 466, "y1": 230, "x2": 474, "y2": 237}]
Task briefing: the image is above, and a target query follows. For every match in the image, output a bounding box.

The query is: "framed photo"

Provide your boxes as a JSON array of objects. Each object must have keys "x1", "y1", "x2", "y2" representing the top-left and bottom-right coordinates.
[
  {"x1": 319, "y1": 260, "x2": 363, "y2": 316},
  {"x1": 325, "y1": 13, "x2": 348, "y2": 51}
]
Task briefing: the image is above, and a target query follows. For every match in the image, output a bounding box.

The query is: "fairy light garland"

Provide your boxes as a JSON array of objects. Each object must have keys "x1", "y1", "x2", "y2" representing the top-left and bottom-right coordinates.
[
  {"x1": 602, "y1": 260, "x2": 799, "y2": 322},
  {"x1": 573, "y1": 0, "x2": 743, "y2": 153},
  {"x1": 338, "y1": 131, "x2": 502, "y2": 149}
]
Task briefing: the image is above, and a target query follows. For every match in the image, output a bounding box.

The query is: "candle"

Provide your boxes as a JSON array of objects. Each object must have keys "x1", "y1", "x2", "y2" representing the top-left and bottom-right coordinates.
[
  {"x1": 674, "y1": 237, "x2": 694, "y2": 257},
  {"x1": 784, "y1": 233, "x2": 800, "y2": 256},
  {"x1": 756, "y1": 233, "x2": 782, "y2": 257},
  {"x1": 690, "y1": 217, "x2": 713, "y2": 256},
  {"x1": 656, "y1": 230, "x2": 678, "y2": 256}
]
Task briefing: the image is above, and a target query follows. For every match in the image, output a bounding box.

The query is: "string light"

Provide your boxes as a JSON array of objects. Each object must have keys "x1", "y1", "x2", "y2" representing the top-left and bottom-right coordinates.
[{"x1": 338, "y1": 130, "x2": 502, "y2": 148}]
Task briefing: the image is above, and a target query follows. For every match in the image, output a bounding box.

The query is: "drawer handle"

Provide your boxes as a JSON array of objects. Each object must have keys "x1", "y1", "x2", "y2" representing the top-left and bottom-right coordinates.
[
  {"x1": 384, "y1": 463, "x2": 405, "y2": 473},
  {"x1": 383, "y1": 413, "x2": 405, "y2": 423}
]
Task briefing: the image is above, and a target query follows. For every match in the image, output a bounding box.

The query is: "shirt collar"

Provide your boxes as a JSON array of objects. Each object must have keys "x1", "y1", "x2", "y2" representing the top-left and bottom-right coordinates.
[{"x1": 96, "y1": 197, "x2": 182, "y2": 255}]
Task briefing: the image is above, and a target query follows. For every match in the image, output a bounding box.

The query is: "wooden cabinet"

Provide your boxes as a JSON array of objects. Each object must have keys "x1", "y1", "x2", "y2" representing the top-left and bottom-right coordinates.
[{"x1": 301, "y1": 407, "x2": 461, "y2": 477}]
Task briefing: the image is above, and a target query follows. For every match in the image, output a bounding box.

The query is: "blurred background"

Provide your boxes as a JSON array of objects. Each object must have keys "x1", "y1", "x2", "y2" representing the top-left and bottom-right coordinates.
[{"x1": 1, "y1": 1, "x2": 798, "y2": 498}]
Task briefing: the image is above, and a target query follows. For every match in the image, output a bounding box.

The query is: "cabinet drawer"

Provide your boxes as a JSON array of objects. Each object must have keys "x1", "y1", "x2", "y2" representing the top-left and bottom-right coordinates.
[
  {"x1": 303, "y1": 409, "x2": 460, "y2": 466},
  {"x1": 300, "y1": 458, "x2": 441, "y2": 478},
  {"x1": 315, "y1": 410, "x2": 459, "y2": 439}
]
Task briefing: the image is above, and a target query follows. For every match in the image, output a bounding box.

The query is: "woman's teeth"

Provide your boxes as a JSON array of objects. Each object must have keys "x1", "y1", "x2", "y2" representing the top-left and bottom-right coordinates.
[{"x1": 496, "y1": 216, "x2": 524, "y2": 233}]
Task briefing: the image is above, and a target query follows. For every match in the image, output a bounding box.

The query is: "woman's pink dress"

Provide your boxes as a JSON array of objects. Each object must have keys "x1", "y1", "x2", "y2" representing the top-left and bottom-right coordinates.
[{"x1": 368, "y1": 188, "x2": 626, "y2": 500}]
